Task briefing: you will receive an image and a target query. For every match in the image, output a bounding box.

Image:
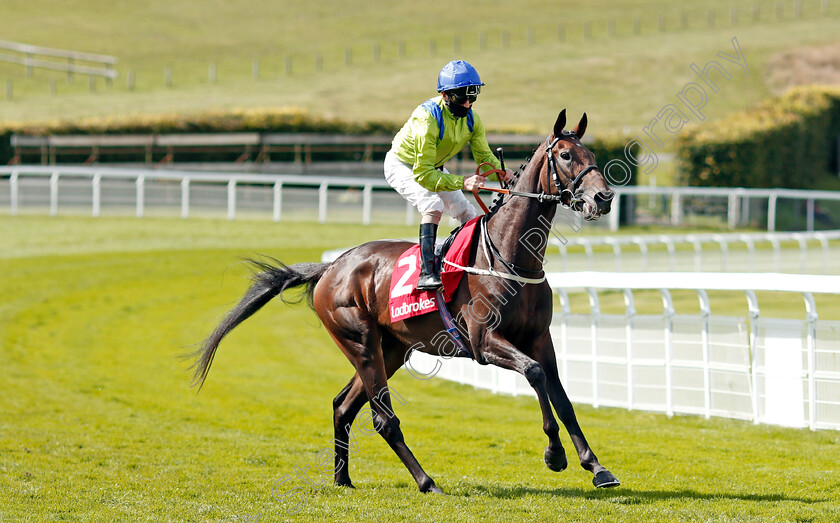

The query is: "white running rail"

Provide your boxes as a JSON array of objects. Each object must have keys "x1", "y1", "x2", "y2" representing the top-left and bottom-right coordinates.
[{"x1": 407, "y1": 272, "x2": 840, "y2": 431}]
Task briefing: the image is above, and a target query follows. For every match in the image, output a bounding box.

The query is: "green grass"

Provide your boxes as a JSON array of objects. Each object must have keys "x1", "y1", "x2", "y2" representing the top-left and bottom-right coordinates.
[
  {"x1": 1, "y1": 216, "x2": 839, "y2": 521},
  {"x1": 1, "y1": 0, "x2": 840, "y2": 144}
]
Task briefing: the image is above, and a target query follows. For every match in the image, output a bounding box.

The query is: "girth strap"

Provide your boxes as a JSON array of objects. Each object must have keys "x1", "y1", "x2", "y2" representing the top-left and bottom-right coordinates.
[{"x1": 435, "y1": 290, "x2": 474, "y2": 359}]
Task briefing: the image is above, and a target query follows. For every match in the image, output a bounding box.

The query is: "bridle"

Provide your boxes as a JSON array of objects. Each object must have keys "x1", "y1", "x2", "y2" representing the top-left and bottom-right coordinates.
[
  {"x1": 471, "y1": 131, "x2": 600, "y2": 213},
  {"x1": 450, "y1": 131, "x2": 606, "y2": 284},
  {"x1": 544, "y1": 132, "x2": 600, "y2": 208}
]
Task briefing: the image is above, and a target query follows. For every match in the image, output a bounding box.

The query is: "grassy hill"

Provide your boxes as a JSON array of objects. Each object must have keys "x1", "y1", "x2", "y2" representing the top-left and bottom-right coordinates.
[{"x1": 1, "y1": 0, "x2": 839, "y2": 141}]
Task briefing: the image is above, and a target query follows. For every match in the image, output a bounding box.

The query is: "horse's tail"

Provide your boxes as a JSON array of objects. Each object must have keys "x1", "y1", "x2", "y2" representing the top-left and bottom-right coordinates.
[{"x1": 189, "y1": 258, "x2": 330, "y2": 390}]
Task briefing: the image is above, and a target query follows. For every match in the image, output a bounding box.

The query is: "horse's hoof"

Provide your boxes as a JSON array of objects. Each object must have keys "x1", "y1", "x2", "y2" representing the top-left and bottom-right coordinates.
[
  {"x1": 419, "y1": 478, "x2": 444, "y2": 494},
  {"x1": 592, "y1": 470, "x2": 620, "y2": 488},
  {"x1": 335, "y1": 479, "x2": 355, "y2": 489},
  {"x1": 544, "y1": 447, "x2": 568, "y2": 472}
]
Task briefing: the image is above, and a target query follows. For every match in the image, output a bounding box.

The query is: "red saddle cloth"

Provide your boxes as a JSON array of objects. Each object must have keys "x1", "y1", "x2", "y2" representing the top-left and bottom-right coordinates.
[{"x1": 388, "y1": 216, "x2": 480, "y2": 323}]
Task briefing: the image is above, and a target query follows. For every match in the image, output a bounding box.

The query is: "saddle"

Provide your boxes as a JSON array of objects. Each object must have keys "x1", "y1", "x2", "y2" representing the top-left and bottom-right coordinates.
[{"x1": 388, "y1": 217, "x2": 481, "y2": 324}]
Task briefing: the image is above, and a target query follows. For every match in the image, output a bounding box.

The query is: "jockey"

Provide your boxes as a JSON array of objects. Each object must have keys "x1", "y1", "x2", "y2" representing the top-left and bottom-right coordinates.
[{"x1": 384, "y1": 60, "x2": 514, "y2": 291}]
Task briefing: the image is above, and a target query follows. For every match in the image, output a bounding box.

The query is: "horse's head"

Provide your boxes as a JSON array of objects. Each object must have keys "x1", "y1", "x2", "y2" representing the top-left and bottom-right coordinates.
[{"x1": 541, "y1": 109, "x2": 614, "y2": 220}]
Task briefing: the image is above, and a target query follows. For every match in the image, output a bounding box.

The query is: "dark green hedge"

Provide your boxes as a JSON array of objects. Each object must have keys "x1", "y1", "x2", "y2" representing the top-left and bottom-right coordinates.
[
  {"x1": 0, "y1": 130, "x2": 12, "y2": 166},
  {"x1": 591, "y1": 134, "x2": 638, "y2": 187},
  {"x1": 677, "y1": 86, "x2": 840, "y2": 189}
]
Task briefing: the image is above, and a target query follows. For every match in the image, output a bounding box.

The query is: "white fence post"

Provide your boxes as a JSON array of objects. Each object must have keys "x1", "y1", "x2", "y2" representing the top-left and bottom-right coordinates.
[
  {"x1": 744, "y1": 290, "x2": 760, "y2": 424},
  {"x1": 793, "y1": 233, "x2": 808, "y2": 274},
  {"x1": 768, "y1": 235, "x2": 781, "y2": 272},
  {"x1": 712, "y1": 234, "x2": 728, "y2": 272},
  {"x1": 741, "y1": 193, "x2": 751, "y2": 225},
  {"x1": 661, "y1": 289, "x2": 675, "y2": 417},
  {"x1": 739, "y1": 234, "x2": 755, "y2": 272},
  {"x1": 815, "y1": 233, "x2": 829, "y2": 274},
  {"x1": 583, "y1": 242, "x2": 594, "y2": 268},
  {"x1": 608, "y1": 194, "x2": 620, "y2": 232},
  {"x1": 91, "y1": 174, "x2": 101, "y2": 218},
  {"x1": 727, "y1": 192, "x2": 739, "y2": 230},
  {"x1": 181, "y1": 178, "x2": 190, "y2": 219},
  {"x1": 806, "y1": 198, "x2": 815, "y2": 232},
  {"x1": 632, "y1": 237, "x2": 648, "y2": 272},
  {"x1": 803, "y1": 292, "x2": 818, "y2": 430},
  {"x1": 227, "y1": 179, "x2": 237, "y2": 221},
  {"x1": 767, "y1": 193, "x2": 778, "y2": 233},
  {"x1": 9, "y1": 171, "x2": 18, "y2": 216},
  {"x1": 49, "y1": 172, "x2": 59, "y2": 216},
  {"x1": 697, "y1": 289, "x2": 712, "y2": 419},
  {"x1": 135, "y1": 176, "x2": 145, "y2": 218},
  {"x1": 273, "y1": 181, "x2": 283, "y2": 222},
  {"x1": 363, "y1": 183, "x2": 372, "y2": 226},
  {"x1": 671, "y1": 192, "x2": 682, "y2": 226},
  {"x1": 605, "y1": 238, "x2": 621, "y2": 271},
  {"x1": 318, "y1": 182, "x2": 328, "y2": 224},
  {"x1": 687, "y1": 235, "x2": 703, "y2": 271},
  {"x1": 658, "y1": 235, "x2": 676, "y2": 272},
  {"x1": 587, "y1": 288, "x2": 600, "y2": 408},
  {"x1": 624, "y1": 289, "x2": 636, "y2": 410},
  {"x1": 557, "y1": 289, "x2": 570, "y2": 386}
]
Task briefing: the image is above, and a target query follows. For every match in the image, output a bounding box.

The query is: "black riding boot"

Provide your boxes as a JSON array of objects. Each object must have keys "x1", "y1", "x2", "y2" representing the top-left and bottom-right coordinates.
[{"x1": 416, "y1": 223, "x2": 442, "y2": 291}]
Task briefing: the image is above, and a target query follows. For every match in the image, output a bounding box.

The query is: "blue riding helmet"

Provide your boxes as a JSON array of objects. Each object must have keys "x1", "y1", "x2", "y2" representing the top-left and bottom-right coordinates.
[{"x1": 436, "y1": 60, "x2": 484, "y2": 93}]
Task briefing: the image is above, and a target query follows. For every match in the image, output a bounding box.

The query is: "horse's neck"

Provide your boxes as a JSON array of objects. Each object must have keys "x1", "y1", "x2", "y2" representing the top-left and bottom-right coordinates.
[{"x1": 485, "y1": 154, "x2": 557, "y2": 273}]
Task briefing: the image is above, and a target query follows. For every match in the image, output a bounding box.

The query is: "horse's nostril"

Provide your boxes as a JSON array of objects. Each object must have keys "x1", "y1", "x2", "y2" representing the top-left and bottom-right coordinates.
[
  {"x1": 598, "y1": 190, "x2": 615, "y2": 202},
  {"x1": 593, "y1": 191, "x2": 613, "y2": 215}
]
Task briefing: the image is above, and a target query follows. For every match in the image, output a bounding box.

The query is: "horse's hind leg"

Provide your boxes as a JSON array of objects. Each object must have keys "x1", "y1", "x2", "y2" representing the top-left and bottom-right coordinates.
[
  {"x1": 537, "y1": 334, "x2": 620, "y2": 488},
  {"x1": 331, "y1": 336, "x2": 413, "y2": 489},
  {"x1": 326, "y1": 316, "x2": 441, "y2": 493},
  {"x1": 332, "y1": 375, "x2": 367, "y2": 488}
]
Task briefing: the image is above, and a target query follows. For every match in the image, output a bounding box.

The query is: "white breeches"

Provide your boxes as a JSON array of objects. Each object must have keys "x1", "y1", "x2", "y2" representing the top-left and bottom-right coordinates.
[{"x1": 384, "y1": 151, "x2": 478, "y2": 225}]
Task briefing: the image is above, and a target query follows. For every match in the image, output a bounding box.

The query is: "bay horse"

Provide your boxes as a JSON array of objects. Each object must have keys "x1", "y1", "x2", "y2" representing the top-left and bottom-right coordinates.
[{"x1": 191, "y1": 110, "x2": 620, "y2": 493}]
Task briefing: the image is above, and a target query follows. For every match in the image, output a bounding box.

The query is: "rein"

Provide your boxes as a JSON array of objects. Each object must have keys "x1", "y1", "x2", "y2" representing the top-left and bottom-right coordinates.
[{"x1": 470, "y1": 164, "x2": 562, "y2": 214}]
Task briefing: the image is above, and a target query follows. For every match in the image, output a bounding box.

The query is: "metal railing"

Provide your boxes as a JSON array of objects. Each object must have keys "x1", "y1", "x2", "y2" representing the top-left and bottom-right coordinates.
[
  {"x1": 408, "y1": 272, "x2": 840, "y2": 431},
  {"x1": 4, "y1": 166, "x2": 840, "y2": 236},
  {"x1": 611, "y1": 185, "x2": 840, "y2": 233},
  {"x1": 547, "y1": 231, "x2": 840, "y2": 274},
  {"x1": 0, "y1": 165, "x2": 409, "y2": 225}
]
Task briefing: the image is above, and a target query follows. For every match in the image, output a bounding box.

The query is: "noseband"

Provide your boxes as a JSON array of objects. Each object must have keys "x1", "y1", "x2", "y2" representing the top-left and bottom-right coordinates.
[{"x1": 545, "y1": 133, "x2": 599, "y2": 208}]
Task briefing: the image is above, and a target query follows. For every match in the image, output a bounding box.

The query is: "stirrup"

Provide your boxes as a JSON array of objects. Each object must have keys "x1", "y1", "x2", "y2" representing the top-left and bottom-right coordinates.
[{"x1": 416, "y1": 273, "x2": 442, "y2": 291}]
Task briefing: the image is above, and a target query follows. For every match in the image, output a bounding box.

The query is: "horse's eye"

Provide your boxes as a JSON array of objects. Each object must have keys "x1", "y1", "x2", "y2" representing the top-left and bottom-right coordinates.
[{"x1": 560, "y1": 151, "x2": 571, "y2": 161}]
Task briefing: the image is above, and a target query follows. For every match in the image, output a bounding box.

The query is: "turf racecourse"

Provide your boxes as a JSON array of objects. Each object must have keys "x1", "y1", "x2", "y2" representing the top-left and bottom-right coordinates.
[{"x1": 1, "y1": 216, "x2": 839, "y2": 522}]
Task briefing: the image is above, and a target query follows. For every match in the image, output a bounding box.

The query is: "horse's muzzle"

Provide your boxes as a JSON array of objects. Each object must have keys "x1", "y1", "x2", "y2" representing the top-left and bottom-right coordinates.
[{"x1": 576, "y1": 189, "x2": 614, "y2": 220}]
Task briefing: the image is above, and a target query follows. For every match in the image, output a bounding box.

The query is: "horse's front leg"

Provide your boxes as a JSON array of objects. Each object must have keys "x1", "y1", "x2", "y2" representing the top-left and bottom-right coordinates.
[
  {"x1": 535, "y1": 333, "x2": 620, "y2": 488},
  {"x1": 478, "y1": 331, "x2": 568, "y2": 473}
]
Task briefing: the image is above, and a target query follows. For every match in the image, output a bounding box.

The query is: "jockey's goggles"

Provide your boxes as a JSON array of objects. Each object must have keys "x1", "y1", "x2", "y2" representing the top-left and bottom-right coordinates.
[{"x1": 447, "y1": 85, "x2": 480, "y2": 104}]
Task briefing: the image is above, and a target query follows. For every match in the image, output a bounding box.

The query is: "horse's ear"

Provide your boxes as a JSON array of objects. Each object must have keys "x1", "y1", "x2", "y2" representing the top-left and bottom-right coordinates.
[
  {"x1": 553, "y1": 109, "x2": 567, "y2": 138},
  {"x1": 573, "y1": 113, "x2": 588, "y2": 139}
]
